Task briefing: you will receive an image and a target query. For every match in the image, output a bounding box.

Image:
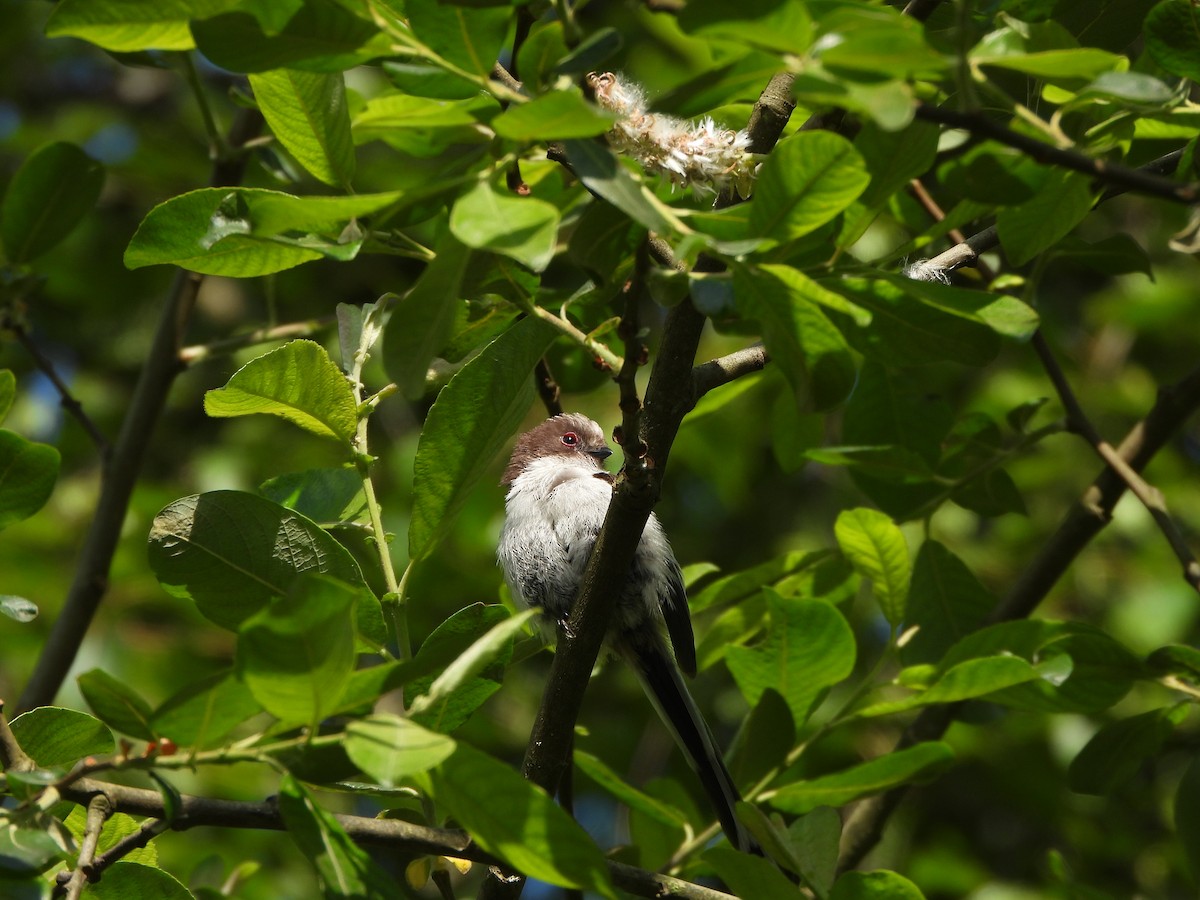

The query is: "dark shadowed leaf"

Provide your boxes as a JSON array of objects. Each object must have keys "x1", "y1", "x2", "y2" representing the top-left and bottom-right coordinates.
[
  {"x1": 1069, "y1": 704, "x2": 1188, "y2": 795},
  {"x1": 278, "y1": 774, "x2": 396, "y2": 897},
  {"x1": 831, "y1": 870, "x2": 927, "y2": 899},
  {"x1": 77, "y1": 669, "x2": 157, "y2": 740},
  {"x1": 409, "y1": 317, "x2": 557, "y2": 560},
  {"x1": 147, "y1": 490, "x2": 365, "y2": 630},
  {"x1": 0, "y1": 431, "x2": 60, "y2": 531},
  {"x1": 421, "y1": 743, "x2": 617, "y2": 897},
  {"x1": 0, "y1": 142, "x2": 104, "y2": 264},
  {"x1": 767, "y1": 742, "x2": 955, "y2": 814}
]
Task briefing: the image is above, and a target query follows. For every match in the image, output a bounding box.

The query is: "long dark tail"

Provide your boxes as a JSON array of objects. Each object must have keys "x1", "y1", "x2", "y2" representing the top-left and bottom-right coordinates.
[{"x1": 620, "y1": 636, "x2": 757, "y2": 853}]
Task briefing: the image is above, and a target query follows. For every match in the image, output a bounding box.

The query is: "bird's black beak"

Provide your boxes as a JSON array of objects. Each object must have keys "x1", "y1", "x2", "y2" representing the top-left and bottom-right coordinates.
[{"x1": 588, "y1": 448, "x2": 613, "y2": 460}]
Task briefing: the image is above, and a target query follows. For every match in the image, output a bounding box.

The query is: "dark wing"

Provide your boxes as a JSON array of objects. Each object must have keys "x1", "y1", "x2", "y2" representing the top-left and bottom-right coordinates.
[{"x1": 662, "y1": 560, "x2": 697, "y2": 677}]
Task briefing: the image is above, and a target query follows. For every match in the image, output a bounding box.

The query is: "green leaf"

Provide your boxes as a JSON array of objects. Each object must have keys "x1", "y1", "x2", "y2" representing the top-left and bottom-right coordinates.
[
  {"x1": 704, "y1": 846, "x2": 798, "y2": 900},
  {"x1": 831, "y1": 870, "x2": 926, "y2": 900},
  {"x1": 574, "y1": 750, "x2": 688, "y2": 828},
  {"x1": 1068, "y1": 705, "x2": 1188, "y2": 795},
  {"x1": 834, "y1": 508, "x2": 909, "y2": 627},
  {"x1": 191, "y1": 1, "x2": 393, "y2": 73},
  {"x1": 0, "y1": 595, "x2": 37, "y2": 623},
  {"x1": 902, "y1": 541, "x2": 995, "y2": 665},
  {"x1": 997, "y1": 169, "x2": 1096, "y2": 266},
  {"x1": 278, "y1": 774, "x2": 396, "y2": 897},
  {"x1": 974, "y1": 48, "x2": 1122, "y2": 78},
  {"x1": 750, "y1": 130, "x2": 870, "y2": 244},
  {"x1": 767, "y1": 742, "x2": 955, "y2": 814},
  {"x1": 562, "y1": 139, "x2": 689, "y2": 235},
  {"x1": 383, "y1": 235, "x2": 471, "y2": 399},
  {"x1": 9, "y1": 707, "x2": 114, "y2": 768},
  {"x1": 147, "y1": 490, "x2": 365, "y2": 630},
  {"x1": 0, "y1": 370, "x2": 14, "y2": 423},
  {"x1": 77, "y1": 669, "x2": 157, "y2": 740},
  {"x1": 1177, "y1": 754, "x2": 1200, "y2": 881},
  {"x1": 204, "y1": 340, "x2": 358, "y2": 444},
  {"x1": 790, "y1": 807, "x2": 841, "y2": 896},
  {"x1": 449, "y1": 179, "x2": 560, "y2": 272},
  {"x1": 1, "y1": 142, "x2": 104, "y2": 265},
  {"x1": 409, "y1": 608, "x2": 538, "y2": 717},
  {"x1": 260, "y1": 467, "x2": 366, "y2": 524},
  {"x1": 344, "y1": 714, "x2": 456, "y2": 786},
  {"x1": 840, "y1": 120, "x2": 939, "y2": 247},
  {"x1": 817, "y1": 14, "x2": 945, "y2": 79},
  {"x1": 409, "y1": 316, "x2": 557, "y2": 560},
  {"x1": 733, "y1": 264, "x2": 859, "y2": 413},
  {"x1": 44, "y1": 0, "x2": 212, "y2": 52},
  {"x1": 939, "y1": 621, "x2": 1140, "y2": 713},
  {"x1": 422, "y1": 743, "x2": 617, "y2": 897},
  {"x1": 236, "y1": 575, "x2": 357, "y2": 725},
  {"x1": 249, "y1": 69, "x2": 354, "y2": 188},
  {"x1": 1048, "y1": 234, "x2": 1153, "y2": 278},
  {"x1": 151, "y1": 670, "x2": 263, "y2": 748},
  {"x1": 125, "y1": 188, "x2": 402, "y2": 276},
  {"x1": 405, "y1": 0, "x2": 512, "y2": 79},
  {"x1": 726, "y1": 591, "x2": 856, "y2": 727},
  {"x1": 0, "y1": 430, "x2": 60, "y2": 530},
  {"x1": 678, "y1": 0, "x2": 812, "y2": 53},
  {"x1": 728, "y1": 689, "x2": 795, "y2": 790},
  {"x1": 855, "y1": 655, "x2": 1047, "y2": 718},
  {"x1": 493, "y1": 91, "x2": 616, "y2": 141},
  {"x1": 85, "y1": 862, "x2": 194, "y2": 900},
  {"x1": 1147, "y1": 644, "x2": 1200, "y2": 679},
  {"x1": 823, "y1": 276, "x2": 1006, "y2": 367}
]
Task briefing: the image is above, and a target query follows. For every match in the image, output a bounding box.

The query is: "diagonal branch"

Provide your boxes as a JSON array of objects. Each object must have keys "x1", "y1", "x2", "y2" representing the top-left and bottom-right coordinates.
[
  {"x1": 1031, "y1": 332, "x2": 1200, "y2": 592},
  {"x1": 914, "y1": 104, "x2": 1198, "y2": 204},
  {"x1": 478, "y1": 72, "x2": 798, "y2": 900},
  {"x1": 17, "y1": 107, "x2": 264, "y2": 713},
  {"x1": 837, "y1": 362, "x2": 1200, "y2": 871}
]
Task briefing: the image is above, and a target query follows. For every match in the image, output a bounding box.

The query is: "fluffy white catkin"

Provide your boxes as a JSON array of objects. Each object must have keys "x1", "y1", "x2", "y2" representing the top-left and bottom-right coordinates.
[{"x1": 586, "y1": 71, "x2": 756, "y2": 197}]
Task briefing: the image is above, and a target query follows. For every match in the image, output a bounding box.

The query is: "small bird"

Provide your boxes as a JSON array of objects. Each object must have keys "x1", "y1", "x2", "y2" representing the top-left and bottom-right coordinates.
[{"x1": 497, "y1": 413, "x2": 754, "y2": 852}]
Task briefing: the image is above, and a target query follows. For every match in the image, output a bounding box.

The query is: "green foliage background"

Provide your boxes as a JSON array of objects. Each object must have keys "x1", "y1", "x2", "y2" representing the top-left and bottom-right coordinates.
[{"x1": 2, "y1": 0, "x2": 1200, "y2": 898}]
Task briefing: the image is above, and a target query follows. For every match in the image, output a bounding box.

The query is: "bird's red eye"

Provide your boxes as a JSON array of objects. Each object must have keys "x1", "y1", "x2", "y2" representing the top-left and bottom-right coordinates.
[{"x1": 561, "y1": 432, "x2": 579, "y2": 446}]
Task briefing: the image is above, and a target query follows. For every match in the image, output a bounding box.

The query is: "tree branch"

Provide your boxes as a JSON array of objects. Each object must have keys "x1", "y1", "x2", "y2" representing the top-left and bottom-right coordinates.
[
  {"x1": 57, "y1": 793, "x2": 111, "y2": 900},
  {"x1": 1032, "y1": 332, "x2": 1200, "y2": 592},
  {"x1": 692, "y1": 344, "x2": 769, "y2": 401},
  {"x1": 41, "y1": 773, "x2": 731, "y2": 900},
  {"x1": 17, "y1": 107, "x2": 264, "y2": 713},
  {"x1": 178, "y1": 315, "x2": 336, "y2": 366},
  {"x1": 914, "y1": 104, "x2": 1198, "y2": 204},
  {"x1": 480, "y1": 72, "x2": 798, "y2": 900},
  {"x1": 0, "y1": 700, "x2": 35, "y2": 772},
  {"x1": 533, "y1": 358, "x2": 563, "y2": 417},
  {"x1": 1, "y1": 316, "x2": 110, "y2": 455},
  {"x1": 837, "y1": 362, "x2": 1200, "y2": 870}
]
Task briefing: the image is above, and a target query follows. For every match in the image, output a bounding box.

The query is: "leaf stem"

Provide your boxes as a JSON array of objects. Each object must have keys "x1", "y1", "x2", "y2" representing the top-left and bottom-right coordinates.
[{"x1": 180, "y1": 53, "x2": 227, "y2": 160}]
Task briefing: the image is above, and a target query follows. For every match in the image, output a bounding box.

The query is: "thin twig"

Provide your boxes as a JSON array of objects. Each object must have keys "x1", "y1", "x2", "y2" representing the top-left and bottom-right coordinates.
[
  {"x1": 17, "y1": 107, "x2": 264, "y2": 713},
  {"x1": 0, "y1": 316, "x2": 109, "y2": 454},
  {"x1": 41, "y1": 773, "x2": 729, "y2": 900},
  {"x1": 1032, "y1": 332, "x2": 1200, "y2": 592},
  {"x1": 533, "y1": 358, "x2": 563, "y2": 417},
  {"x1": 905, "y1": 149, "x2": 1185, "y2": 279},
  {"x1": 178, "y1": 316, "x2": 336, "y2": 366},
  {"x1": 615, "y1": 238, "x2": 650, "y2": 466},
  {"x1": 0, "y1": 701, "x2": 36, "y2": 772},
  {"x1": 914, "y1": 104, "x2": 1199, "y2": 204},
  {"x1": 57, "y1": 793, "x2": 111, "y2": 900},
  {"x1": 85, "y1": 817, "x2": 168, "y2": 880}
]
